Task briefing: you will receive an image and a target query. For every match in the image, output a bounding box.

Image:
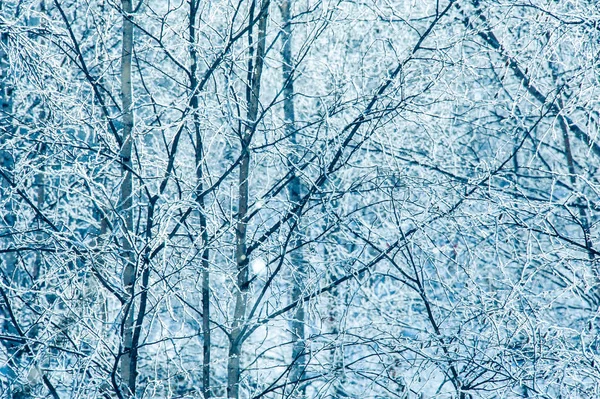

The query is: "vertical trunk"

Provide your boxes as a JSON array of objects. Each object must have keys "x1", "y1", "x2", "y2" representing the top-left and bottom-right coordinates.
[
  {"x1": 548, "y1": 60, "x2": 596, "y2": 298},
  {"x1": 227, "y1": 4, "x2": 268, "y2": 398},
  {"x1": 93, "y1": 205, "x2": 109, "y2": 324},
  {"x1": 322, "y1": 212, "x2": 349, "y2": 398},
  {"x1": 33, "y1": 142, "x2": 46, "y2": 280},
  {"x1": 119, "y1": 0, "x2": 136, "y2": 395},
  {"x1": 280, "y1": 1, "x2": 306, "y2": 396},
  {"x1": 329, "y1": 288, "x2": 347, "y2": 398},
  {"x1": 0, "y1": 3, "x2": 16, "y2": 280},
  {"x1": 189, "y1": 1, "x2": 212, "y2": 396}
]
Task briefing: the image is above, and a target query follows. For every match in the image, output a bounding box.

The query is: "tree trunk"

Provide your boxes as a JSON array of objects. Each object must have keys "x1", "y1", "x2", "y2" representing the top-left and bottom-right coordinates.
[
  {"x1": 189, "y1": 0, "x2": 212, "y2": 396},
  {"x1": 280, "y1": 1, "x2": 307, "y2": 396},
  {"x1": 119, "y1": 0, "x2": 136, "y2": 395},
  {"x1": 0, "y1": 3, "x2": 16, "y2": 279},
  {"x1": 227, "y1": 3, "x2": 268, "y2": 398},
  {"x1": 33, "y1": 142, "x2": 46, "y2": 280}
]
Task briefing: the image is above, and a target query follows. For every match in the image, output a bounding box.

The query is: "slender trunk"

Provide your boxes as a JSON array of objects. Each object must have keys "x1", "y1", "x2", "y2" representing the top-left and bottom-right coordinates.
[
  {"x1": 189, "y1": 1, "x2": 212, "y2": 396},
  {"x1": 33, "y1": 142, "x2": 46, "y2": 280},
  {"x1": 329, "y1": 288, "x2": 347, "y2": 398},
  {"x1": 119, "y1": 0, "x2": 136, "y2": 395},
  {"x1": 93, "y1": 205, "x2": 109, "y2": 324},
  {"x1": 0, "y1": 5, "x2": 16, "y2": 283},
  {"x1": 0, "y1": 3, "x2": 15, "y2": 275},
  {"x1": 280, "y1": 1, "x2": 306, "y2": 396},
  {"x1": 548, "y1": 60, "x2": 596, "y2": 300},
  {"x1": 227, "y1": 4, "x2": 268, "y2": 398},
  {"x1": 321, "y1": 218, "x2": 347, "y2": 398}
]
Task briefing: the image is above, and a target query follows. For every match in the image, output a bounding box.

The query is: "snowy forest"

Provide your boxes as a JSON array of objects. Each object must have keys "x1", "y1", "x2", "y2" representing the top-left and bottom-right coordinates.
[{"x1": 1, "y1": 0, "x2": 600, "y2": 398}]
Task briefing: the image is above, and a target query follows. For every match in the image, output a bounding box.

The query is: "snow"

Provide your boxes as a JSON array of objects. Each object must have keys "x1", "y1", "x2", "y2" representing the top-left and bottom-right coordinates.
[{"x1": 251, "y1": 257, "x2": 267, "y2": 275}]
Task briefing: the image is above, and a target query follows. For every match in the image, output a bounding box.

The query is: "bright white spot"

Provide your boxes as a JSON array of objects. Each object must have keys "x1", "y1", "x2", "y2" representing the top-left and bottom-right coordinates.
[
  {"x1": 251, "y1": 257, "x2": 267, "y2": 275},
  {"x1": 255, "y1": 199, "x2": 264, "y2": 209}
]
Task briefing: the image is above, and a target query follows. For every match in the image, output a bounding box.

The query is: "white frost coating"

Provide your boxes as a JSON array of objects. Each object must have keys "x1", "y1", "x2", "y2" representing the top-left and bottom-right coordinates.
[{"x1": 251, "y1": 257, "x2": 267, "y2": 275}]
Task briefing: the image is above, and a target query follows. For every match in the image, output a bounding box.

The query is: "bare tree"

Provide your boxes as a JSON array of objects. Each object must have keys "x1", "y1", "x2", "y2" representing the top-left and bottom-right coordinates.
[
  {"x1": 188, "y1": 0, "x2": 212, "y2": 396},
  {"x1": 228, "y1": 3, "x2": 269, "y2": 398},
  {"x1": 117, "y1": 0, "x2": 137, "y2": 395},
  {"x1": 280, "y1": 0, "x2": 307, "y2": 396}
]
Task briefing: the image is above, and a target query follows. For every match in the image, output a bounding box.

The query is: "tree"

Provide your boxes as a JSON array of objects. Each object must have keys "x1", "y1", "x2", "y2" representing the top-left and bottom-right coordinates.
[{"x1": 2, "y1": 0, "x2": 600, "y2": 398}]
